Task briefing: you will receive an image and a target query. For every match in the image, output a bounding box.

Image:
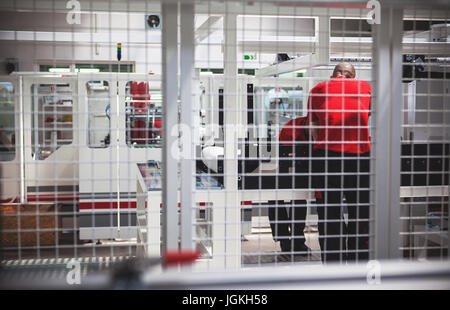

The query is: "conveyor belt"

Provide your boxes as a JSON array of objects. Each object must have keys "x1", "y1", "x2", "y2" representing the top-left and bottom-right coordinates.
[{"x1": 0, "y1": 256, "x2": 133, "y2": 282}]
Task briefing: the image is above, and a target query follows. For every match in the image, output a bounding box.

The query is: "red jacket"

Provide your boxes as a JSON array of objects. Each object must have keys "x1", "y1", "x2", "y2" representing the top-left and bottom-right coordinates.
[
  {"x1": 278, "y1": 116, "x2": 309, "y2": 145},
  {"x1": 307, "y1": 76, "x2": 371, "y2": 154},
  {"x1": 279, "y1": 116, "x2": 323, "y2": 198}
]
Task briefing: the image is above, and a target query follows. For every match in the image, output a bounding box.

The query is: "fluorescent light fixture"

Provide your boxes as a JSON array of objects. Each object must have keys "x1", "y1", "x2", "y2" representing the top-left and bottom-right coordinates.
[
  {"x1": 78, "y1": 68, "x2": 100, "y2": 73},
  {"x1": 49, "y1": 67, "x2": 71, "y2": 73}
]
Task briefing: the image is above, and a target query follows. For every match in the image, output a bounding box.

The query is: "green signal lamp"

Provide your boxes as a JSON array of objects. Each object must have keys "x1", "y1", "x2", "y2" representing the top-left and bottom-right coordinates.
[{"x1": 117, "y1": 43, "x2": 122, "y2": 61}]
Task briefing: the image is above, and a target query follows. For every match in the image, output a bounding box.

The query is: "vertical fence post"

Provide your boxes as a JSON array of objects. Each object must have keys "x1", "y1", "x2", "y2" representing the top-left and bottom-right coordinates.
[
  {"x1": 19, "y1": 76, "x2": 25, "y2": 204},
  {"x1": 180, "y1": 2, "x2": 195, "y2": 252},
  {"x1": 162, "y1": 1, "x2": 179, "y2": 252},
  {"x1": 372, "y1": 6, "x2": 403, "y2": 260},
  {"x1": 223, "y1": 2, "x2": 241, "y2": 269},
  {"x1": 317, "y1": 15, "x2": 330, "y2": 66}
]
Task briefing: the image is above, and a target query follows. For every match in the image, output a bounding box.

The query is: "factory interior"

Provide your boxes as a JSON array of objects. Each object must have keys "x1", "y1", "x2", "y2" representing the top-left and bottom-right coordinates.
[{"x1": 0, "y1": 0, "x2": 449, "y2": 290}]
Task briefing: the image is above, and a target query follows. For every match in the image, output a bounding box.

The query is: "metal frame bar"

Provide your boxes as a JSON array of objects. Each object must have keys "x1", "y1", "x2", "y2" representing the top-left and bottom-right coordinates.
[
  {"x1": 139, "y1": 260, "x2": 450, "y2": 290},
  {"x1": 7, "y1": 0, "x2": 447, "y2": 18},
  {"x1": 19, "y1": 76, "x2": 25, "y2": 204},
  {"x1": 180, "y1": 2, "x2": 195, "y2": 251},
  {"x1": 195, "y1": 15, "x2": 222, "y2": 43},
  {"x1": 372, "y1": 6, "x2": 403, "y2": 259},
  {"x1": 4, "y1": 259, "x2": 450, "y2": 290},
  {"x1": 317, "y1": 14, "x2": 330, "y2": 66},
  {"x1": 161, "y1": 1, "x2": 179, "y2": 252},
  {"x1": 222, "y1": 2, "x2": 241, "y2": 269},
  {"x1": 389, "y1": 8, "x2": 404, "y2": 259},
  {"x1": 372, "y1": 10, "x2": 389, "y2": 260},
  {"x1": 256, "y1": 15, "x2": 330, "y2": 77}
]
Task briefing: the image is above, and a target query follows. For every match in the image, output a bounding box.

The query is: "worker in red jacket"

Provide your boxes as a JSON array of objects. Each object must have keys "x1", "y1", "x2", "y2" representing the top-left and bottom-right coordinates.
[
  {"x1": 268, "y1": 116, "x2": 311, "y2": 261},
  {"x1": 130, "y1": 82, "x2": 157, "y2": 145},
  {"x1": 308, "y1": 62, "x2": 371, "y2": 263}
]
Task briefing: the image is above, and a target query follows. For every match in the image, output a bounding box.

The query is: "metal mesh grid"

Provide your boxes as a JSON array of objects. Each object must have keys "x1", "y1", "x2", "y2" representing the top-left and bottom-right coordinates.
[
  {"x1": 0, "y1": 1, "x2": 165, "y2": 272},
  {"x1": 399, "y1": 16, "x2": 449, "y2": 260},
  {"x1": 0, "y1": 0, "x2": 448, "y2": 288},
  {"x1": 190, "y1": 1, "x2": 376, "y2": 269}
]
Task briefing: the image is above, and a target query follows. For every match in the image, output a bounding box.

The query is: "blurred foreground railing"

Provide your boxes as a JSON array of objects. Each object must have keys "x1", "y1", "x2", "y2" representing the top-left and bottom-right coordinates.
[{"x1": 1, "y1": 259, "x2": 449, "y2": 290}]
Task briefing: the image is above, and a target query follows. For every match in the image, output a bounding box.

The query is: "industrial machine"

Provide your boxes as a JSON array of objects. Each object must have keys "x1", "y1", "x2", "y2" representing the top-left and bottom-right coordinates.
[
  {"x1": 0, "y1": 73, "x2": 162, "y2": 240},
  {"x1": 0, "y1": 65, "x2": 448, "y2": 244}
]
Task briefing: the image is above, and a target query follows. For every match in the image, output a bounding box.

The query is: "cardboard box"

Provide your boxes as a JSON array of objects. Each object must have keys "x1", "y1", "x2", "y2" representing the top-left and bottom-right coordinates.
[{"x1": 0, "y1": 204, "x2": 62, "y2": 247}]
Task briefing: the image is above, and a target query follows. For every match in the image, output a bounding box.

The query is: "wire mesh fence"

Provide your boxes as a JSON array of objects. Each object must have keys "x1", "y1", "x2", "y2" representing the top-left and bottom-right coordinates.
[
  {"x1": 0, "y1": 0, "x2": 448, "y2": 288},
  {"x1": 399, "y1": 25, "x2": 449, "y2": 260}
]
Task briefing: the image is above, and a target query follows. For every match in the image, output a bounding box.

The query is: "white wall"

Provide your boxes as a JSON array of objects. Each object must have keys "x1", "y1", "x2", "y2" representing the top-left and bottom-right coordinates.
[
  {"x1": 0, "y1": 11, "x2": 320, "y2": 74},
  {"x1": 0, "y1": 11, "x2": 163, "y2": 73}
]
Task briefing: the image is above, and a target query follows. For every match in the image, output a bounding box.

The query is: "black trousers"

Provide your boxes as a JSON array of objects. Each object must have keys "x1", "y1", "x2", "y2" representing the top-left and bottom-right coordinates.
[
  {"x1": 268, "y1": 200, "x2": 308, "y2": 253},
  {"x1": 312, "y1": 148, "x2": 371, "y2": 263},
  {"x1": 269, "y1": 144, "x2": 310, "y2": 254}
]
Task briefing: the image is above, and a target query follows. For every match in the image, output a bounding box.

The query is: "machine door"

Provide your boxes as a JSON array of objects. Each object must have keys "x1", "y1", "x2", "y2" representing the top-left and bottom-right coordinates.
[
  {"x1": 254, "y1": 78, "x2": 308, "y2": 167},
  {"x1": 196, "y1": 76, "x2": 308, "y2": 174},
  {"x1": 77, "y1": 73, "x2": 161, "y2": 240},
  {"x1": 0, "y1": 77, "x2": 20, "y2": 203},
  {"x1": 22, "y1": 75, "x2": 78, "y2": 203}
]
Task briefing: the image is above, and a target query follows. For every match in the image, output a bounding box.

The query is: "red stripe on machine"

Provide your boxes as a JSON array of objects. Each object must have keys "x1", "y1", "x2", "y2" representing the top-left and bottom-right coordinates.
[
  {"x1": 0, "y1": 197, "x2": 20, "y2": 204},
  {"x1": 79, "y1": 201, "x2": 137, "y2": 210},
  {"x1": 27, "y1": 193, "x2": 79, "y2": 202}
]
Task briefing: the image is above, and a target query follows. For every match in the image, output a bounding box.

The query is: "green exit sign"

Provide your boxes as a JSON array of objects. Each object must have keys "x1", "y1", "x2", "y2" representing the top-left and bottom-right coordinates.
[{"x1": 243, "y1": 54, "x2": 256, "y2": 60}]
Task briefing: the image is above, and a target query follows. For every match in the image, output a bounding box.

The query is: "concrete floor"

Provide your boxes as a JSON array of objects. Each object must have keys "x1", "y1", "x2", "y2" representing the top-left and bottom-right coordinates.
[
  {"x1": 242, "y1": 216, "x2": 322, "y2": 265},
  {"x1": 1, "y1": 216, "x2": 321, "y2": 265},
  {"x1": 0, "y1": 235, "x2": 137, "y2": 261},
  {"x1": 0, "y1": 215, "x2": 324, "y2": 288}
]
